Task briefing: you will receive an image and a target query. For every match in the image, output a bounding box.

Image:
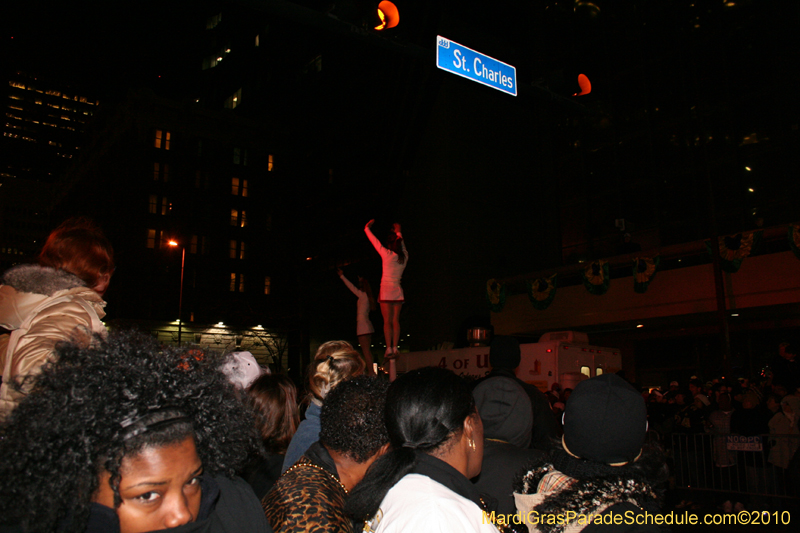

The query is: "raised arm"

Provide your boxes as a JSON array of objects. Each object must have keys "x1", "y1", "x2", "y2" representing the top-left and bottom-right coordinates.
[
  {"x1": 364, "y1": 220, "x2": 385, "y2": 255},
  {"x1": 337, "y1": 268, "x2": 361, "y2": 297}
]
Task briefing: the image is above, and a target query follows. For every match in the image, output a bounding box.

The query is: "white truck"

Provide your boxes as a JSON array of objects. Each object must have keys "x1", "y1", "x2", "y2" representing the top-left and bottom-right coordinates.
[{"x1": 395, "y1": 331, "x2": 622, "y2": 392}]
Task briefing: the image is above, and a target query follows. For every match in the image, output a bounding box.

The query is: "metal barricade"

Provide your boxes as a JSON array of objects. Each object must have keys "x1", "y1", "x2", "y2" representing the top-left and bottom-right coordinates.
[{"x1": 671, "y1": 432, "x2": 800, "y2": 499}]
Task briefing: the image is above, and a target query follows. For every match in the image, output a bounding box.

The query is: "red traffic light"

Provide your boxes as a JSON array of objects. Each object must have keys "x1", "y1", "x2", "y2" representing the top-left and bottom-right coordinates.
[
  {"x1": 573, "y1": 74, "x2": 591, "y2": 96},
  {"x1": 375, "y1": 1, "x2": 399, "y2": 30}
]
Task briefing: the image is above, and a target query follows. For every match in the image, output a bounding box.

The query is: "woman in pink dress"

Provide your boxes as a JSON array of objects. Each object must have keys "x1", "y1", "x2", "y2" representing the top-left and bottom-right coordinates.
[
  {"x1": 364, "y1": 220, "x2": 407, "y2": 367},
  {"x1": 337, "y1": 268, "x2": 377, "y2": 375}
]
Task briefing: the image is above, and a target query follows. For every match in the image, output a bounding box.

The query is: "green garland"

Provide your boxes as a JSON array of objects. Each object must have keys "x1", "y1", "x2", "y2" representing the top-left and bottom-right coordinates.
[
  {"x1": 582, "y1": 260, "x2": 610, "y2": 295},
  {"x1": 633, "y1": 255, "x2": 660, "y2": 294},
  {"x1": 486, "y1": 278, "x2": 506, "y2": 312},
  {"x1": 705, "y1": 230, "x2": 762, "y2": 273},
  {"x1": 527, "y1": 274, "x2": 557, "y2": 310}
]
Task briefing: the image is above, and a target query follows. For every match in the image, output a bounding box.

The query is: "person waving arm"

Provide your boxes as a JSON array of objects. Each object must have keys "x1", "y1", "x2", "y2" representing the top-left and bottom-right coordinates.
[
  {"x1": 337, "y1": 268, "x2": 362, "y2": 297},
  {"x1": 364, "y1": 219, "x2": 387, "y2": 257}
]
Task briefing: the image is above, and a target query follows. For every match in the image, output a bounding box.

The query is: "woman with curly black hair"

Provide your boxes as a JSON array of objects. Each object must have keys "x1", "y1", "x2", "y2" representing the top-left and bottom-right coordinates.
[{"x1": 0, "y1": 330, "x2": 271, "y2": 533}]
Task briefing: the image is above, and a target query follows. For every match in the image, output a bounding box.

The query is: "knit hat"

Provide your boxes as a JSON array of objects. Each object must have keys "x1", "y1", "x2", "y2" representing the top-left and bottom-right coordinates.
[
  {"x1": 490, "y1": 336, "x2": 521, "y2": 370},
  {"x1": 562, "y1": 373, "x2": 647, "y2": 465},
  {"x1": 221, "y1": 351, "x2": 265, "y2": 389},
  {"x1": 473, "y1": 376, "x2": 533, "y2": 448}
]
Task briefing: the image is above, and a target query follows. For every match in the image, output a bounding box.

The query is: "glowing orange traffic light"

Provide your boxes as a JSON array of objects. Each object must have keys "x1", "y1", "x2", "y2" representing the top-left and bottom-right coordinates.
[
  {"x1": 573, "y1": 74, "x2": 591, "y2": 96},
  {"x1": 375, "y1": 1, "x2": 399, "y2": 30}
]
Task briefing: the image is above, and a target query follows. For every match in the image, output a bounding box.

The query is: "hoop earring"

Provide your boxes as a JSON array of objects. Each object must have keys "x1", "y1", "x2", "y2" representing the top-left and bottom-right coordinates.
[{"x1": 469, "y1": 438, "x2": 476, "y2": 451}]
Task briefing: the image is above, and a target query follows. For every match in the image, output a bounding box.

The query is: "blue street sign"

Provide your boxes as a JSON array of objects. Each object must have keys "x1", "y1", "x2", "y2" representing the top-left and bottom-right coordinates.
[{"x1": 436, "y1": 36, "x2": 517, "y2": 97}]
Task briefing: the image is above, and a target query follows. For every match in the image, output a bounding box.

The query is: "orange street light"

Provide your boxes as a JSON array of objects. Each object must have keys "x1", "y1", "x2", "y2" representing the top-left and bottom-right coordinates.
[{"x1": 168, "y1": 240, "x2": 186, "y2": 346}]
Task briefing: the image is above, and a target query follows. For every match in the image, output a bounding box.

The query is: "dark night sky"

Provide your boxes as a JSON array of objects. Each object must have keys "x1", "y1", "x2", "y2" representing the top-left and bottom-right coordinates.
[
  {"x1": 6, "y1": 1, "x2": 618, "y2": 98},
  {"x1": 7, "y1": 1, "x2": 201, "y2": 98}
]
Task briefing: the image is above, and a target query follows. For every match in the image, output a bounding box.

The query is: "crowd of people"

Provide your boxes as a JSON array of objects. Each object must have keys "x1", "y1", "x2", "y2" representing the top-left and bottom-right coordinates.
[
  {"x1": 636, "y1": 345, "x2": 800, "y2": 511},
  {"x1": 0, "y1": 328, "x2": 674, "y2": 533},
  {"x1": 1, "y1": 217, "x2": 798, "y2": 532}
]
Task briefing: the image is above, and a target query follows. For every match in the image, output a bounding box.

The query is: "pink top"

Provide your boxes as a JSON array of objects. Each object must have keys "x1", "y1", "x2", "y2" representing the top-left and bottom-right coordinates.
[{"x1": 365, "y1": 226, "x2": 408, "y2": 301}]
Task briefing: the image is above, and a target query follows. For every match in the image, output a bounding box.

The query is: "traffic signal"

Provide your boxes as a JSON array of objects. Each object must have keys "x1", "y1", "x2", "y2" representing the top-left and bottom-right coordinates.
[
  {"x1": 374, "y1": 1, "x2": 399, "y2": 30},
  {"x1": 573, "y1": 73, "x2": 591, "y2": 96}
]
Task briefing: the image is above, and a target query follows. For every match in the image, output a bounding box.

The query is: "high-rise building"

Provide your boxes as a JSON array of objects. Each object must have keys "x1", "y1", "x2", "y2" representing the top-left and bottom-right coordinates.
[{"x1": 1, "y1": 71, "x2": 100, "y2": 270}]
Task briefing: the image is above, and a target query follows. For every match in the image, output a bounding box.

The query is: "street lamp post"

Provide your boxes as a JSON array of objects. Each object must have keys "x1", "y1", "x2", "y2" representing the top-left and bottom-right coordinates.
[{"x1": 168, "y1": 240, "x2": 186, "y2": 346}]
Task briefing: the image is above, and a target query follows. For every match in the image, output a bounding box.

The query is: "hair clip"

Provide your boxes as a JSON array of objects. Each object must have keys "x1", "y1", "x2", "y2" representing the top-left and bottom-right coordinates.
[{"x1": 119, "y1": 408, "x2": 190, "y2": 441}]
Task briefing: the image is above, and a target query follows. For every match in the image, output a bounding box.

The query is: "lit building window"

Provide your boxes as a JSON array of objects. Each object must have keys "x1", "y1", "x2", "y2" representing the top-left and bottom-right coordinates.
[
  {"x1": 147, "y1": 229, "x2": 156, "y2": 249},
  {"x1": 268, "y1": 154, "x2": 274, "y2": 171},
  {"x1": 255, "y1": 34, "x2": 260, "y2": 47},
  {"x1": 224, "y1": 88, "x2": 242, "y2": 110},
  {"x1": 229, "y1": 241, "x2": 246, "y2": 259},
  {"x1": 229, "y1": 209, "x2": 247, "y2": 227},
  {"x1": 264, "y1": 276, "x2": 271, "y2": 295},
  {"x1": 154, "y1": 129, "x2": 171, "y2": 150},
  {"x1": 191, "y1": 235, "x2": 198, "y2": 254},
  {"x1": 149, "y1": 194, "x2": 158, "y2": 214},
  {"x1": 228, "y1": 273, "x2": 245, "y2": 293},
  {"x1": 153, "y1": 162, "x2": 160, "y2": 181},
  {"x1": 201, "y1": 46, "x2": 230, "y2": 70},
  {"x1": 231, "y1": 177, "x2": 248, "y2": 196},
  {"x1": 161, "y1": 197, "x2": 170, "y2": 215}
]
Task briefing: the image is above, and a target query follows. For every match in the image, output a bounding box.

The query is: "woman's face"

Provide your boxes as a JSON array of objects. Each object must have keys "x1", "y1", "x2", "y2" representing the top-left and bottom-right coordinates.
[{"x1": 93, "y1": 435, "x2": 203, "y2": 533}]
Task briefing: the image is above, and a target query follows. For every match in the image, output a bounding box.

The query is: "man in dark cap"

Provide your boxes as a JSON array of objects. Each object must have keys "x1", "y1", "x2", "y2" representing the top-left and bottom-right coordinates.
[
  {"x1": 514, "y1": 374, "x2": 668, "y2": 532},
  {"x1": 471, "y1": 336, "x2": 559, "y2": 450},
  {"x1": 472, "y1": 375, "x2": 544, "y2": 517}
]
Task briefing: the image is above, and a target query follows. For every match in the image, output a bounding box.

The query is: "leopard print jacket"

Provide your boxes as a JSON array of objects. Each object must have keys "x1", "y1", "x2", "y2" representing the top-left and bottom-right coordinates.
[{"x1": 262, "y1": 455, "x2": 354, "y2": 533}]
